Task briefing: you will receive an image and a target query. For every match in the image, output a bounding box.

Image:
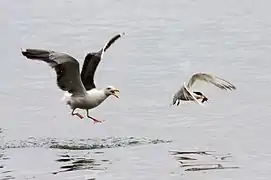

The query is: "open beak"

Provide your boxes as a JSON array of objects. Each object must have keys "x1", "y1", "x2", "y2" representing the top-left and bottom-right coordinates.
[{"x1": 112, "y1": 89, "x2": 120, "y2": 98}]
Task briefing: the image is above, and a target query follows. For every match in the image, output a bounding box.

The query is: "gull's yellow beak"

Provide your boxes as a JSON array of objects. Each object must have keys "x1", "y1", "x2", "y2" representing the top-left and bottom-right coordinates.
[{"x1": 112, "y1": 89, "x2": 120, "y2": 98}]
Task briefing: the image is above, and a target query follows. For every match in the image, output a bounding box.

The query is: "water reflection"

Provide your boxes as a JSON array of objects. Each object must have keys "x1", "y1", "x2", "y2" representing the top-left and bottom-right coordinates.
[
  {"x1": 0, "y1": 156, "x2": 15, "y2": 180},
  {"x1": 0, "y1": 130, "x2": 14, "y2": 180},
  {"x1": 169, "y1": 150, "x2": 239, "y2": 173},
  {"x1": 53, "y1": 152, "x2": 110, "y2": 175},
  {"x1": 0, "y1": 135, "x2": 172, "y2": 178}
]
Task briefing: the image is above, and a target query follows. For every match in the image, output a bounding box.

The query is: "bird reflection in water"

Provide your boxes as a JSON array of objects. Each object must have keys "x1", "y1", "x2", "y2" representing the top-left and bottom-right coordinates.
[{"x1": 53, "y1": 152, "x2": 110, "y2": 175}]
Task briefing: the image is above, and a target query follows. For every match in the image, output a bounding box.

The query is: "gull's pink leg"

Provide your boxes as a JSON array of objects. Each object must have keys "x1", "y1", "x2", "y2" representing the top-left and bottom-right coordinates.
[
  {"x1": 74, "y1": 112, "x2": 84, "y2": 119},
  {"x1": 86, "y1": 110, "x2": 105, "y2": 124},
  {"x1": 71, "y1": 109, "x2": 84, "y2": 119},
  {"x1": 89, "y1": 116, "x2": 105, "y2": 124}
]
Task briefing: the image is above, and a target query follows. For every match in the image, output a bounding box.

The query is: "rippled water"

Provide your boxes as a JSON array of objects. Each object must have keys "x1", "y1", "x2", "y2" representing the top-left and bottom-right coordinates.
[{"x1": 1, "y1": 0, "x2": 271, "y2": 179}]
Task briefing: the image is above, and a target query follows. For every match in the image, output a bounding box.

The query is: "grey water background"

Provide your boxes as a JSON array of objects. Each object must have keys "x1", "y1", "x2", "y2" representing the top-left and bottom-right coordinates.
[{"x1": 1, "y1": 0, "x2": 271, "y2": 179}]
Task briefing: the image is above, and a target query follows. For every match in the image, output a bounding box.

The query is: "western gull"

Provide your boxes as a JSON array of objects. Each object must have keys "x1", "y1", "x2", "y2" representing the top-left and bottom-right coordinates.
[
  {"x1": 172, "y1": 73, "x2": 236, "y2": 106},
  {"x1": 21, "y1": 33, "x2": 124, "y2": 123}
]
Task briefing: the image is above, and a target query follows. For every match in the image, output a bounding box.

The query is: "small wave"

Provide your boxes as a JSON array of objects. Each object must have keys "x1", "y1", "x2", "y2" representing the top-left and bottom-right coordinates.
[
  {"x1": 0, "y1": 175, "x2": 15, "y2": 180},
  {"x1": 2, "y1": 137, "x2": 172, "y2": 150},
  {"x1": 0, "y1": 151, "x2": 14, "y2": 180}
]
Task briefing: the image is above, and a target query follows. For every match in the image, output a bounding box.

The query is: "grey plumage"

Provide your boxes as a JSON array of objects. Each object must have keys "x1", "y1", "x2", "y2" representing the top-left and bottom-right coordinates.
[
  {"x1": 21, "y1": 33, "x2": 123, "y2": 123},
  {"x1": 172, "y1": 73, "x2": 236, "y2": 106},
  {"x1": 80, "y1": 33, "x2": 124, "y2": 90},
  {"x1": 21, "y1": 49, "x2": 86, "y2": 96},
  {"x1": 21, "y1": 33, "x2": 124, "y2": 95},
  {"x1": 172, "y1": 82, "x2": 202, "y2": 106},
  {"x1": 186, "y1": 73, "x2": 236, "y2": 91}
]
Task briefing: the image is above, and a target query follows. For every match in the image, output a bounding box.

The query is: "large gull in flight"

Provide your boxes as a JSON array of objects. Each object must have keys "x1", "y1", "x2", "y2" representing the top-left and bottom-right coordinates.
[
  {"x1": 172, "y1": 73, "x2": 236, "y2": 106},
  {"x1": 21, "y1": 33, "x2": 124, "y2": 123}
]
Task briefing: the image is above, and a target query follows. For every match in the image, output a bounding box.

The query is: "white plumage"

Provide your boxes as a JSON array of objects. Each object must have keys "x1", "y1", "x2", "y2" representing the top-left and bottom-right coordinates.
[
  {"x1": 22, "y1": 33, "x2": 124, "y2": 123},
  {"x1": 172, "y1": 73, "x2": 236, "y2": 106}
]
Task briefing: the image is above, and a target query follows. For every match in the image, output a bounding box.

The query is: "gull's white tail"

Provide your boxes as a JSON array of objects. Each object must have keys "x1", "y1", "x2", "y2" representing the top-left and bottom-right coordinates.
[{"x1": 61, "y1": 92, "x2": 72, "y2": 101}]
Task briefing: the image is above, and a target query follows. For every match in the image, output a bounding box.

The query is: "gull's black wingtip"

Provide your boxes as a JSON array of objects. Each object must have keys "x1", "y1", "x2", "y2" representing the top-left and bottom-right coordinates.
[
  {"x1": 102, "y1": 32, "x2": 125, "y2": 53},
  {"x1": 21, "y1": 48, "x2": 27, "y2": 56}
]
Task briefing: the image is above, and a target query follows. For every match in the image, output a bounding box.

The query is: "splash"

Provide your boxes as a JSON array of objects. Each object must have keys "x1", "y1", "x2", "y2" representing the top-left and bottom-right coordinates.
[{"x1": 2, "y1": 136, "x2": 172, "y2": 150}]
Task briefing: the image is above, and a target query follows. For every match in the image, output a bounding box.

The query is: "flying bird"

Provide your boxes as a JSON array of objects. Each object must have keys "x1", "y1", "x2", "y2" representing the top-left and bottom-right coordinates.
[
  {"x1": 21, "y1": 33, "x2": 124, "y2": 123},
  {"x1": 172, "y1": 73, "x2": 236, "y2": 106}
]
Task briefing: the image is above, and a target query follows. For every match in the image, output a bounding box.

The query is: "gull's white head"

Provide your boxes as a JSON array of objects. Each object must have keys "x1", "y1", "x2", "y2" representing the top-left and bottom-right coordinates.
[{"x1": 104, "y1": 86, "x2": 120, "y2": 98}]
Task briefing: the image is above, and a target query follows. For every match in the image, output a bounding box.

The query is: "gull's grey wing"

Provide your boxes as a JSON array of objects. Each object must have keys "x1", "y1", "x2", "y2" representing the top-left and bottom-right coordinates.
[
  {"x1": 21, "y1": 48, "x2": 86, "y2": 96},
  {"x1": 172, "y1": 82, "x2": 203, "y2": 105},
  {"x1": 187, "y1": 73, "x2": 236, "y2": 90},
  {"x1": 80, "y1": 33, "x2": 124, "y2": 91}
]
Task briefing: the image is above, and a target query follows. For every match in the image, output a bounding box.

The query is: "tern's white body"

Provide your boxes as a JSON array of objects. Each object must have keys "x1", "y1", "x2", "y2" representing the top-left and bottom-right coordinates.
[{"x1": 62, "y1": 89, "x2": 108, "y2": 110}]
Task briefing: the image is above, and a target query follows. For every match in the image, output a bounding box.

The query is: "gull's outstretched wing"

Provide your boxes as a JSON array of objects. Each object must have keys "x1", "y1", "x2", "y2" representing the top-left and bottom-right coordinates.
[
  {"x1": 80, "y1": 33, "x2": 124, "y2": 90},
  {"x1": 21, "y1": 48, "x2": 86, "y2": 96}
]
